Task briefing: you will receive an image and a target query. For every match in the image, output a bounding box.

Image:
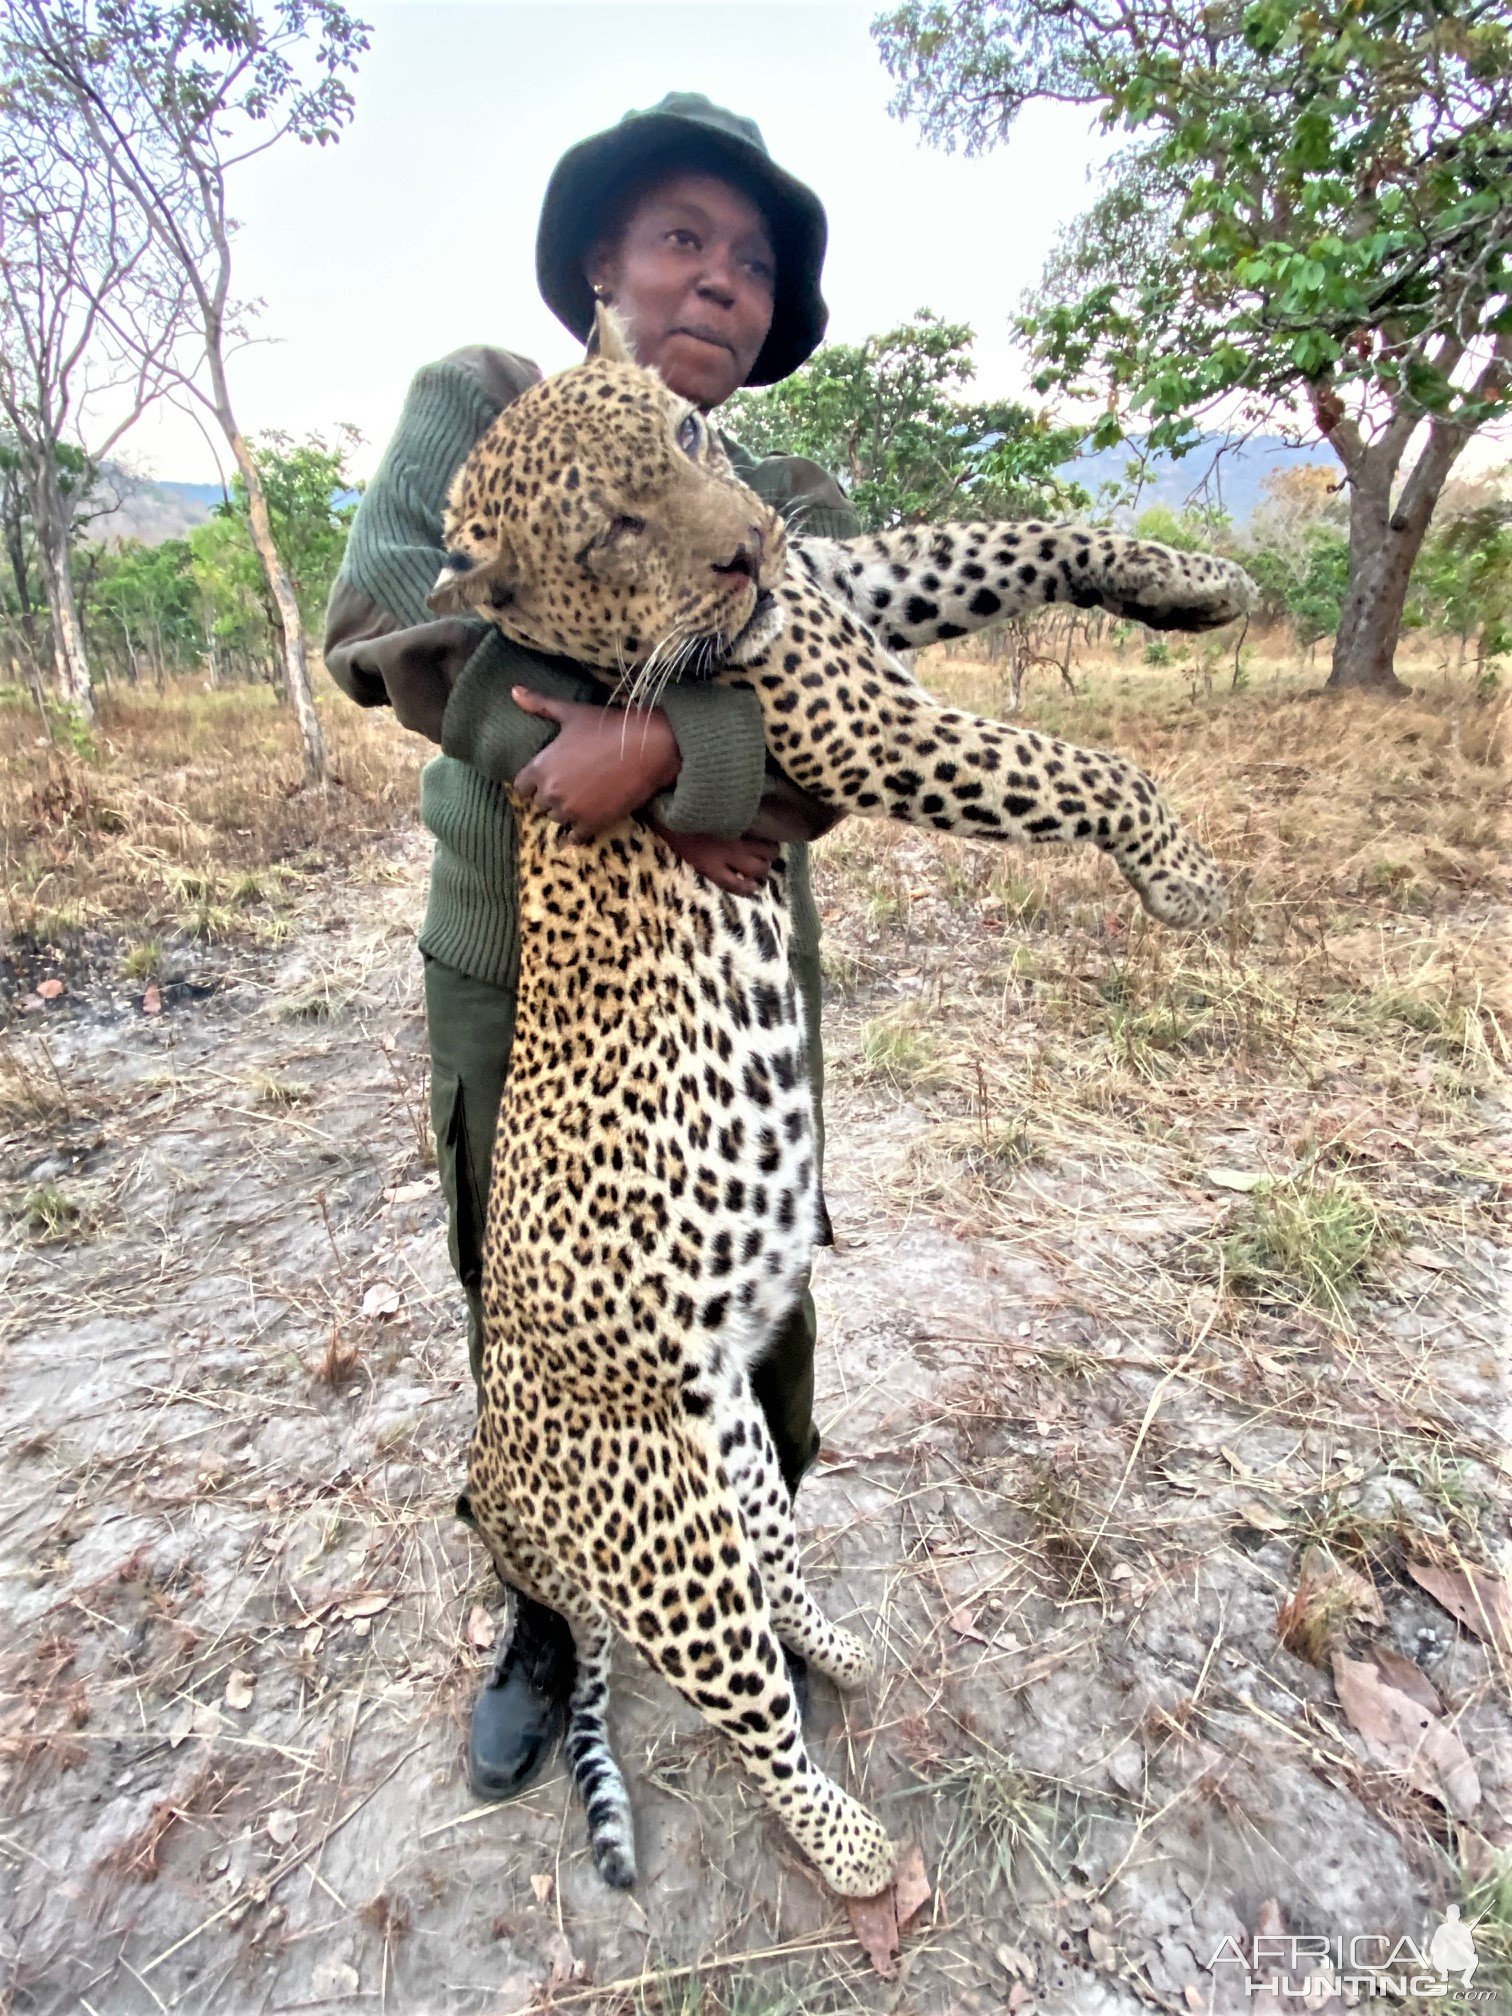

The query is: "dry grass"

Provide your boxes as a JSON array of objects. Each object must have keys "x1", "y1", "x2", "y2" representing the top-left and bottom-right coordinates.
[
  {"x1": 803, "y1": 639, "x2": 1509, "y2": 2000},
  {"x1": 815, "y1": 645, "x2": 1509, "y2": 1191},
  {"x1": 0, "y1": 667, "x2": 422, "y2": 981}
]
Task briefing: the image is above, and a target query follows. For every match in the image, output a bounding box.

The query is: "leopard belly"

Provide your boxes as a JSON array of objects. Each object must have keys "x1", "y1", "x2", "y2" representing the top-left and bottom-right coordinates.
[{"x1": 480, "y1": 810, "x2": 820, "y2": 1408}]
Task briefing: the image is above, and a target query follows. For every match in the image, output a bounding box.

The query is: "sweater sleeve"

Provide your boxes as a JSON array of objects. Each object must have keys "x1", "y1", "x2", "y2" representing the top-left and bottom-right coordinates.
[{"x1": 767, "y1": 454, "x2": 864, "y2": 541}]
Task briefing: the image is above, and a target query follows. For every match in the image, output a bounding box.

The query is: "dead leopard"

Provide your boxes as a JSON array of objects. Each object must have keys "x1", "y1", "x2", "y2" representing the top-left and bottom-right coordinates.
[{"x1": 427, "y1": 305, "x2": 1253, "y2": 1896}]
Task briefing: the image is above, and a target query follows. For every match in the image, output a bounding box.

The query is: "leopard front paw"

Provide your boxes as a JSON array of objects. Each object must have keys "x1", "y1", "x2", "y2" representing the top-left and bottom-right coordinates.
[{"x1": 1122, "y1": 839, "x2": 1227, "y2": 930}]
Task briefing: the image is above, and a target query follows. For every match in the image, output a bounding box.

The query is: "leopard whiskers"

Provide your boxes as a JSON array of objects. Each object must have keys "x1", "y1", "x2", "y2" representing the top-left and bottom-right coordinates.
[{"x1": 612, "y1": 623, "x2": 700, "y2": 750}]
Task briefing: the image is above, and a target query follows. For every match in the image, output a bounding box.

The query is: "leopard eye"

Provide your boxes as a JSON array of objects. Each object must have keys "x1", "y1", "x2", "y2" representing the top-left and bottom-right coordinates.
[{"x1": 677, "y1": 412, "x2": 703, "y2": 457}]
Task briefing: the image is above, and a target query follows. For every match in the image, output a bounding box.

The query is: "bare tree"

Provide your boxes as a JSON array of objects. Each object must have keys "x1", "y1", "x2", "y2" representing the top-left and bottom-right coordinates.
[
  {"x1": 0, "y1": 81, "x2": 191, "y2": 720},
  {"x1": 10, "y1": 0, "x2": 371, "y2": 780}
]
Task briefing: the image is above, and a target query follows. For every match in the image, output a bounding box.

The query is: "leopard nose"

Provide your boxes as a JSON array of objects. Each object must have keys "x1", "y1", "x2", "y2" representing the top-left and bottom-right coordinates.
[{"x1": 713, "y1": 526, "x2": 764, "y2": 581}]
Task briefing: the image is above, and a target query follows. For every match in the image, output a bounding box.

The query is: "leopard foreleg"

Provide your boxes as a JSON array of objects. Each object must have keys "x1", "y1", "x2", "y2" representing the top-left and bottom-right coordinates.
[
  {"x1": 733, "y1": 584, "x2": 1227, "y2": 930},
  {"x1": 792, "y1": 522, "x2": 1256, "y2": 653}
]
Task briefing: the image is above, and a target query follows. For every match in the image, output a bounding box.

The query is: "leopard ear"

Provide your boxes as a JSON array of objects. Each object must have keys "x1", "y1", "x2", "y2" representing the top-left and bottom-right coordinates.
[
  {"x1": 427, "y1": 536, "x2": 518, "y2": 618},
  {"x1": 592, "y1": 298, "x2": 635, "y2": 366}
]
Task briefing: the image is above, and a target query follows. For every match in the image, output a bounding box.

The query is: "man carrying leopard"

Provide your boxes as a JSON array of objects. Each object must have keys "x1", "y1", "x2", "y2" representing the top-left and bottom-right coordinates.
[{"x1": 325, "y1": 94, "x2": 865, "y2": 1809}]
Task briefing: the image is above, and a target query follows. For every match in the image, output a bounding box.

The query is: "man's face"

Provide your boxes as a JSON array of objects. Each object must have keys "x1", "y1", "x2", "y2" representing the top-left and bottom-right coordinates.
[{"x1": 590, "y1": 171, "x2": 777, "y2": 409}]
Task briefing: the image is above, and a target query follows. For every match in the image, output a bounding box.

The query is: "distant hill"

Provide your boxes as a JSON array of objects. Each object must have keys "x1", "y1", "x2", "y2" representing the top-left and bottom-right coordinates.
[
  {"x1": 1062, "y1": 431, "x2": 1337, "y2": 523},
  {"x1": 89, "y1": 478, "x2": 225, "y2": 547},
  {"x1": 92, "y1": 433, "x2": 1335, "y2": 549},
  {"x1": 88, "y1": 476, "x2": 362, "y2": 548}
]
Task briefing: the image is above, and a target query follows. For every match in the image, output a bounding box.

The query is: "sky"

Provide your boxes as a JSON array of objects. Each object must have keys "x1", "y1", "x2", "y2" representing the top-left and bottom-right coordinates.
[{"x1": 116, "y1": 0, "x2": 1118, "y2": 487}]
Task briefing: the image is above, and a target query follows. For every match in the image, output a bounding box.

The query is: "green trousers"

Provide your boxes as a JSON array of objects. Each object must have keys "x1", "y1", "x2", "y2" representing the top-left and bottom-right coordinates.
[{"x1": 423, "y1": 953, "x2": 823, "y2": 1494}]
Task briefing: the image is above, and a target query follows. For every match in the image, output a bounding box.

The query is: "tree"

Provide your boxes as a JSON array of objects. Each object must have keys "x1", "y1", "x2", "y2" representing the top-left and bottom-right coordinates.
[
  {"x1": 874, "y1": 0, "x2": 1512, "y2": 694},
  {"x1": 84, "y1": 534, "x2": 202, "y2": 684},
  {"x1": 1413, "y1": 488, "x2": 1512, "y2": 666},
  {"x1": 1131, "y1": 502, "x2": 1233, "y2": 555},
  {"x1": 725, "y1": 310, "x2": 1086, "y2": 531},
  {"x1": 0, "y1": 70, "x2": 191, "y2": 719},
  {"x1": 0, "y1": 430, "x2": 111, "y2": 699},
  {"x1": 1238, "y1": 466, "x2": 1352, "y2": 650},
  {"x1": 187, "y1": 427, "x2": 360, "y2": 677},
  {"x1": 188, "y1": 510, "x2": 273, "y2": 677},
  {"x1": 240, "y1": 426, "x2": 360, "y2": 631},
  {"x1": 9, "y1": 0, "x2": 370, "y2": 778}
]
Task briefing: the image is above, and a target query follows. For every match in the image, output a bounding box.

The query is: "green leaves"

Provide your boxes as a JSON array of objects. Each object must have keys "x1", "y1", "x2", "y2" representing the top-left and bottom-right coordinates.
[
  {"x1": 725, "y1": 311, "x2": 1086, "y2": 531},
  {"x1": 878, "y1": 0, "x2": 1510, "y2": 447}
]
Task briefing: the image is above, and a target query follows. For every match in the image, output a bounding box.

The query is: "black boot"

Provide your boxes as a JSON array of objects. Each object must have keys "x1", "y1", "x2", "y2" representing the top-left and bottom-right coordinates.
[{"x1": 468, "y1": 1593, "x2": 576, "y2": 1802}]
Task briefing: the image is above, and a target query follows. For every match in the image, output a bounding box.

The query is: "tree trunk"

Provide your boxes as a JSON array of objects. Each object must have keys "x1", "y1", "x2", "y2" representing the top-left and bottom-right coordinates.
[
  {"x1": 5, "y1": 525, "x2": 41, "y2": 668},
  {"x1": 1327, "y1": 450, "x2": 1413, "y2": 694},
  {"x1": 1328, "y1": 538, "x2": 1417, "y2": 693},
  {"x1": 32, "y1": 460, "x2": 95, "y2": 723},
  {"x1": 1326, "y1": 408, "x2": 1473, "y2": 696},
  {"x1": 215, "y1": 390, "x2": 326, "y2": 782}
]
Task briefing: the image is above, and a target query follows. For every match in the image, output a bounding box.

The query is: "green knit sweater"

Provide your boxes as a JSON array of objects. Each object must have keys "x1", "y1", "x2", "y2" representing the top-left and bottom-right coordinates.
[{"x1": 325, "y1": 346, "x2": 859, "y2": 999}]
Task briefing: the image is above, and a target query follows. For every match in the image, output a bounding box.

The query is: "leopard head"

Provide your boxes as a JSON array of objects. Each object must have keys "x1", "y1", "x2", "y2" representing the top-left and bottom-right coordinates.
[{"x1": 428, "y1": 305, "x2": 787, "y2": 698}]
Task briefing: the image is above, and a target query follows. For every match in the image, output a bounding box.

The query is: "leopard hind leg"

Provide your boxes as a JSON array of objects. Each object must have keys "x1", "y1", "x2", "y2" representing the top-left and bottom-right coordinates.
[
  {"x1": 466, "y1": 1476, "x2": 637, "y2": 1889},
  {"x1": 593, "y1": 1421, "x2": 895, "y2": 1898},
  {"x1": 720, "y1": 1390, "x2": 874, "y2": 1691}
]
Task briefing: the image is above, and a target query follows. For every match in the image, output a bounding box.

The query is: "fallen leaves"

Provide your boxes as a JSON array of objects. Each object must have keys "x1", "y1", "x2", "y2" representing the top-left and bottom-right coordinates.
[
  {"x1": 465, "y1": 1604, "x2": 497, "y2": 1652},
  {"x1": 1408, "y1": 1560, "x2": 1512, "y2": 1656},
  {"x1": 1234, "y1": 1498, "x2": 1292, "y2": 1535},
  {"x1": 945, "y1": 1606, "x2": 988, "y2": 1645},
  {"x1": 1249, "y1": 1898, "x2": 1289, "y2": 2016},
  {"x1": 168, "y1": 1698, "x2": 222, "y2": 1747},
  {"x1": 1248, "y1": 1896, "x2": 1344, "y2": 2013},
  {"x1": 845, "y1": 1841, "x2": 932, "y2": 1980},
  {"x1": 37, "y1": 978, "x2": 65, "y2": 1002},
  {"x1": 223, "y1": 1669, "x2": 255, "y2": 1712},
  {"x1": 529, "y1": 1871, "x2": 554, "y2": 1905},
  {"x1": 310, "y1": 1957, "x2": 360, "y2": 1999},
  {"x1": 542, "y1": 1931, "x2": 581, "y2": 1990},
  {"x1": 266, "y1": 1809, "x2": 298, "y2": 1847},
  {"x1": 339, "y1": 1590, "x2": 392, "y2": 1641},
  {"x1": 1333, "y1": 1651, "x2": 1480, "y2": 1819},
  {"x1": 359, "y1": 1280, "x2": 402, "y2": 1320},
  {"x1": 339, "y1": 1592, "x2": 392, "y2": 1622},
  {"x1": 996, "y1": 1940, "x2": 1036, "y2": 1991}
]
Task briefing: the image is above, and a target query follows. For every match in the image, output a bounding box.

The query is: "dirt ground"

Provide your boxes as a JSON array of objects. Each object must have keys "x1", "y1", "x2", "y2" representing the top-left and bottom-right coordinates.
[{"x1": 1, "y1": 662, "x2": 1509, "y2": 2015}]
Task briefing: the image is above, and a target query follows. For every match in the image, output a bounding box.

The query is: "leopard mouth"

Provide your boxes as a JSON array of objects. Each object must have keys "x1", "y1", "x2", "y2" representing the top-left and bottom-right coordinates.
[{"x1": 678, "y1": 590, "x2": 782, "y2": 681}]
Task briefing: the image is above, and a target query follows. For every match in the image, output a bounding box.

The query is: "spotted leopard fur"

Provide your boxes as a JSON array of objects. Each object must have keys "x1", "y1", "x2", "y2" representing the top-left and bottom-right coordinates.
[{"x1": 428, "y1": 307, "x2": 1253, "y2": 1896}]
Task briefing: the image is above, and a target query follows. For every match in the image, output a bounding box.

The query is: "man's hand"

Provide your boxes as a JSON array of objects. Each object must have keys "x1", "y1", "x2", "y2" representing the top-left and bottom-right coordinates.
[
  {"x1": 512, "y1": 686, "x2": 681, "y2": 837},
  {"x1": 647, "y1": 818, "x2": 780, "y2": 897}
]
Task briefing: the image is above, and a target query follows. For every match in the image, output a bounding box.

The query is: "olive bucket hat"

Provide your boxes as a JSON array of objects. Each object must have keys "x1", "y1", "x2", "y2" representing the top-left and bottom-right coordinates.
[{"x1": 536, "y1": 91, "x2": 829, "y2": 387}]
